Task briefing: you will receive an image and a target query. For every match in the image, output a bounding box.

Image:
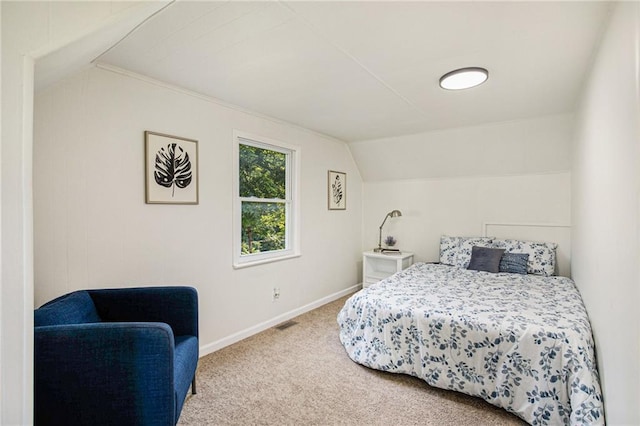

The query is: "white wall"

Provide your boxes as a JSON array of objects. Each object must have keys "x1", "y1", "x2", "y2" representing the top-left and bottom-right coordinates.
[
  {"x1": 572, "y1": 2, "x2": 640, "y2": 424},
  {"x1": 350, "y1": 114, "x2": 573, "y2": 182},
  {"x1": 356, "y1": 115, "x2": 573, "y2": 270},
  {"x1": 363, "y1": 172, "x2": 571, "y2": 264},
  {"x1": 1, "y1": 19, "x2": 35, "y2": 426},
  {"x1": 2, "y1": 2, "x2": 169, "y2": 423},
  {"x1": 33, "y1": 65, "x2": 362, "y2": 353}
]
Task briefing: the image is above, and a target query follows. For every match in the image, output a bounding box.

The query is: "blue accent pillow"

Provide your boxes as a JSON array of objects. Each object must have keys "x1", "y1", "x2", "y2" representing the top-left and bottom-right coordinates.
[
  {"x1": 499, "y1": 252, "x2": 529, "y2": 275},
  {"x1": 467, "y1": 246, "x2": 505, "y2": 273}
]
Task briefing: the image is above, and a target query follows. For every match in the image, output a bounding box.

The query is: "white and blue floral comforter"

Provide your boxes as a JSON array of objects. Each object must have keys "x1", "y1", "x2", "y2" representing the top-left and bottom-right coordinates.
[{"x1": 338, "y1": 263, "x2": 603, "y2": 425}]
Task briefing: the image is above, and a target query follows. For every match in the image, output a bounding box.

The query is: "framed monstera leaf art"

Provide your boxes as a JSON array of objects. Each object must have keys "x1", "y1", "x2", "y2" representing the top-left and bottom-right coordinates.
[{"x1": 145, "y1": 131, "x2": 199, "y2": 204}]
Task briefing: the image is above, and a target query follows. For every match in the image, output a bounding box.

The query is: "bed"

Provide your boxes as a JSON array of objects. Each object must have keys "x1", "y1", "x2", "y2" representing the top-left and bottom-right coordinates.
[{"x1": 338, "y1": 236, "x2": 604, "y2": 426}]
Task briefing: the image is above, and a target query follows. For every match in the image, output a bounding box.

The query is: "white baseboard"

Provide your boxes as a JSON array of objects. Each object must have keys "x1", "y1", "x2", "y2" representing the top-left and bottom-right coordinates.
[{"x1": 198, "y1": 284, "x2": 361, "y2": 357}]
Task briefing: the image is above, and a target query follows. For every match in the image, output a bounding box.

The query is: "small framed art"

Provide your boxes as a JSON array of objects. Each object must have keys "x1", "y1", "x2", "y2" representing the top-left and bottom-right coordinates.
[
  {"x1": 328, "y1": 170, "x2": 346, "y2": 210},
  {"x1": 145, "y1": 131, "x2": 199, "y2": 204}
]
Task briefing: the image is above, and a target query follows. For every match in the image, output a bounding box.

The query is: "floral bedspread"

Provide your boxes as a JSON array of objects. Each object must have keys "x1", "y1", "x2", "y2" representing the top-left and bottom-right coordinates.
[{"x1": 337, "y1": 263, "x2": 603, "y2": 425}]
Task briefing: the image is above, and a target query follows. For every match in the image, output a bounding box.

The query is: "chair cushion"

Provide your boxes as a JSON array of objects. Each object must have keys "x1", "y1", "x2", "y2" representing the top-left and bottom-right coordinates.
[
  {"x1": 174, "y1": 335, "x2": 199, "y2": 421},
  {"x1": 35, "y1": 291, "x2": 101, "y2": 326}
]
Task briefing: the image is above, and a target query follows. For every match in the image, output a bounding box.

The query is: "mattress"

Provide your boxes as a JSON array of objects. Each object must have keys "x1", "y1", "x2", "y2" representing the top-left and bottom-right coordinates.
[{"x1": 337, "y1": 263, "x2": 603, "y2": 425}]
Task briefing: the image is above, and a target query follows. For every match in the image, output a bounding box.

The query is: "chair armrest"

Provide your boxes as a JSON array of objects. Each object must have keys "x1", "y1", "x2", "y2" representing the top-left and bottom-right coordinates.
[
  {"x1": 88, "y1": 286, "x2": 198, "y2": 338},
  {"x1": 35, "y1": 322, "x2": 175, "y2": 426}
]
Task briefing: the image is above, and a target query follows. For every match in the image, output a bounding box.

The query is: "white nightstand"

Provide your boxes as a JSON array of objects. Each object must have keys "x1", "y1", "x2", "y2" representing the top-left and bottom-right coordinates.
[{"x1": 362, "y1": 251, "x2": 414, "y2": 288}]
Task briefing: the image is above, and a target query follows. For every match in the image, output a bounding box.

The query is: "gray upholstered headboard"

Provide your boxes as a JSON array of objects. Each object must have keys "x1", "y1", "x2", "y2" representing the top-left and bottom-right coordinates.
[{"x1": 482, "y1": 222, "x2": 571, "y2": 278}]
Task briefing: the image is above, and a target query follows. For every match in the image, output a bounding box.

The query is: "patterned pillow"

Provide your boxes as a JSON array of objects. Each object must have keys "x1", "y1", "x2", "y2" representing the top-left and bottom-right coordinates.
[
  {"x1": 439, "y1": 236, "x2": 494, "y2": 268},
  {"x1": 454, "y1": 237, "x2": 494, "y2": 269},
  {"x1": 492, "y1": 239, "x2": 557, "y2": 276},
  {"x1": 499, "y1": 252, "x2": 529, "y2": 275},
  {"x1": 439, "y1": 236, "x2": 461, "y2": 266}
]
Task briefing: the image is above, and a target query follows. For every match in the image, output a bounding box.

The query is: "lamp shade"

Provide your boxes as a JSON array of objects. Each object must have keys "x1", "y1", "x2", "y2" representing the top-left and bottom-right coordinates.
[{"x1": 388, "y1": 210, "x2": 402, "y2": 218}]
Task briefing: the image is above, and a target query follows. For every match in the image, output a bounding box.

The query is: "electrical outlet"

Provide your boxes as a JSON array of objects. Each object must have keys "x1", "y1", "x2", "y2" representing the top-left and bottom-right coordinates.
[{"x1": 272, "y1": 287, "x2": 281, "y2": 302}]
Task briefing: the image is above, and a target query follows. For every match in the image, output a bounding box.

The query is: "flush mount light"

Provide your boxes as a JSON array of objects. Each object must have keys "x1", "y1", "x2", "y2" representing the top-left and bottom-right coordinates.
[{"x1": 439, "y1": 67, "x2": 488, "y2": 90}]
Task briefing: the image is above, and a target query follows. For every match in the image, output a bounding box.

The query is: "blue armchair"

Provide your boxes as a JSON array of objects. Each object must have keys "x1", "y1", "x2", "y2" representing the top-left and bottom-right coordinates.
[{"x1": 34, "y1": 286, "x2": 199, "y2": 426}]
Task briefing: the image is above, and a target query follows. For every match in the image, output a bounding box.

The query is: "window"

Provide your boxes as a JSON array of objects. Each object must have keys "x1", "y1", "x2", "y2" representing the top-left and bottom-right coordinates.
[{"x1": 233, "y1": 131, "x2": 299, "y2": 267}]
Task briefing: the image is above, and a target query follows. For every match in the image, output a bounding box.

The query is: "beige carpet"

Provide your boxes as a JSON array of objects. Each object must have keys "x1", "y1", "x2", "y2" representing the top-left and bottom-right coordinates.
[{"x1": 178, "y1": 294, "x2": 527, "y2": 425}]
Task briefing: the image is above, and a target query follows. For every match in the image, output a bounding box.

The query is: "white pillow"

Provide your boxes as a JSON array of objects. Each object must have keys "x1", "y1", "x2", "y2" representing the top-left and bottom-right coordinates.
[{"x1": 491, "y1": 239, "x2": 558, "y2": 276}]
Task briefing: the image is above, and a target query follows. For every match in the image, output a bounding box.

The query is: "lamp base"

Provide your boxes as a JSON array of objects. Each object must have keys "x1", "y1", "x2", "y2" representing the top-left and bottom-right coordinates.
[{"x1": 373, "y1": 247, "x2": 383, "y2": 252}]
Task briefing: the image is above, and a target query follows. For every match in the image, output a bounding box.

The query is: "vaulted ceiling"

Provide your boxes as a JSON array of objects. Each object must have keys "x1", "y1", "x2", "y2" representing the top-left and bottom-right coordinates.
[{"x1": 48, "y1": 1, "x2": 614, "y2": 142}]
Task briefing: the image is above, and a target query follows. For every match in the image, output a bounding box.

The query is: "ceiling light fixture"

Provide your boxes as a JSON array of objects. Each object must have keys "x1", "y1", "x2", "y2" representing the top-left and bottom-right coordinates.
[{"x1": 439, "y1": 67, "x2": 488, "y2": 90}]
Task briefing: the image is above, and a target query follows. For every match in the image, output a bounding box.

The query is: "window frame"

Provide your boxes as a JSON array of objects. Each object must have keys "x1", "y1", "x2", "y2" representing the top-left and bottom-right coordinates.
[{"x1": 232, "y1": 130, "x2": 300, "y2": 268}]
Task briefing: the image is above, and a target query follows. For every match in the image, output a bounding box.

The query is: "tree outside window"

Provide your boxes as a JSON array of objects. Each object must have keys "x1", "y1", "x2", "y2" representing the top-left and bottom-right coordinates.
[
  {"x1": 234, "y1": 135, "x2": 298, "y2": 267},
  {"x1": 239, "y1": 144, "x2": 287, "y2": 254}
]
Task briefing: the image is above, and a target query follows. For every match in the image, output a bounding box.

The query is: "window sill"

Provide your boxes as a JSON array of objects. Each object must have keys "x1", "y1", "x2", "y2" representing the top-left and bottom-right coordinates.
[{"x1": 233, "y1": 252, "x2": 301, "y2": 269}]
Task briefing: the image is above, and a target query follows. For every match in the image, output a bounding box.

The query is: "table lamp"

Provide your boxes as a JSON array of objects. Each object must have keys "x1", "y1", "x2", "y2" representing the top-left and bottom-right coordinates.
[{"x1": 374, "y1": 210, "x2": 402, "y2": 252}]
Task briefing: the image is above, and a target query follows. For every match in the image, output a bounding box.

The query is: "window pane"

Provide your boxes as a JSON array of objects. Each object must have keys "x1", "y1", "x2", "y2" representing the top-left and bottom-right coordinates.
[
  {"x1": 239, "y1": 144, "x2": 286, "y2": 199},
  {"x1": 241, "y1": 202, "x2": 286, "y2": 254}
]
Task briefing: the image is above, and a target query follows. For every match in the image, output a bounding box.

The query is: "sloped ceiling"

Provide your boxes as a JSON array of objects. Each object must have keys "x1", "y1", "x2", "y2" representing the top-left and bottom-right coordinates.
[{"x1": 89, "y1": 1, "x2": 612, "y2": 142}]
